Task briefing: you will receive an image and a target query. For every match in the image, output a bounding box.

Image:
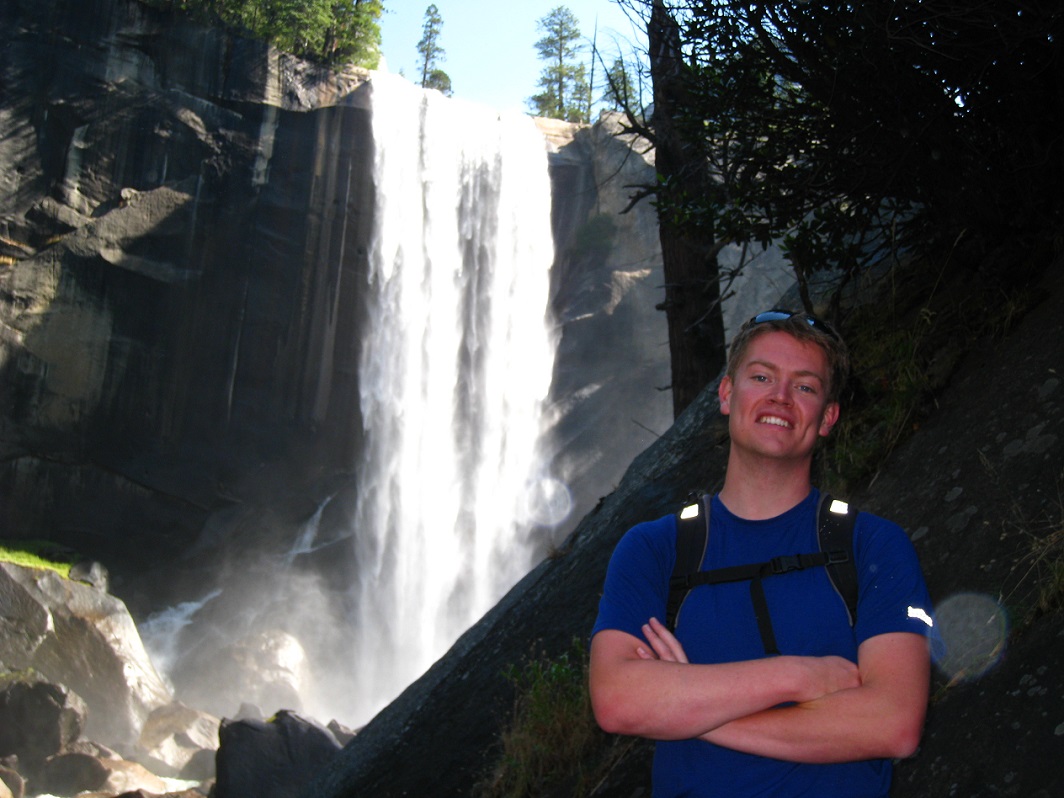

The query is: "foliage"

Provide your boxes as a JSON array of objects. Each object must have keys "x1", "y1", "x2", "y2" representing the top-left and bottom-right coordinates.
[
  {"x1": 475, "y1": 639, "x2": 631, "y2": 797},
  {"x1": 417, "y1": 4, "x2": 450, "y2": 94},
  {"x1": 0, "y1": 540, "x2": 78, "y2": 577},
  {"x1": 139, "y1": 0, "x2": 383, "y2": 67},
  {"x1": 530, "y1": 6, "x2": 590, "y2": 123},
  {"x1": 1031, "y1": 523, "x2": 1064, "y2": 620},
  {"x1": 633, "y1": 0, "x2": 1063, "y2": 315},
  {"x1": 423, "y1": 68, "x2": 452, "y2": 95},
  {"x1": 601, "y1": 0, "x2": 1062, "y2": 416}
]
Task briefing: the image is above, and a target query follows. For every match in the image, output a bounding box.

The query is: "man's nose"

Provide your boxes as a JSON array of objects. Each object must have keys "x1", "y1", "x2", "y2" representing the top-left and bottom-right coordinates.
[{"x1": 771, "y1": 381, "x2": 794, "y2": 404}]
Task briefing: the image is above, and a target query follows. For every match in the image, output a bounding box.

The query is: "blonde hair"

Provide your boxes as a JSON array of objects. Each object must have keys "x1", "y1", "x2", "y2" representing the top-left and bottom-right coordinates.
[{"x1": 726, "y1": 311, "x2": 850, "y2": 403}]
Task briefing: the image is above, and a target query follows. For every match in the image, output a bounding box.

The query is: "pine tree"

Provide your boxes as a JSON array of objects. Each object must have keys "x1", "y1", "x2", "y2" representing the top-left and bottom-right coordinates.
[
  {"x1": 417, "y1": 4, "x2": 450, "y2": 94},
  {"x1": 530, "y1": 6, "x2": 588, "y2": 122}
]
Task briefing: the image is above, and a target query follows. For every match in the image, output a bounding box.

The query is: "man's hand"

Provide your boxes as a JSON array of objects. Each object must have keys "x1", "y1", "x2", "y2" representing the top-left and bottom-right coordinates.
[{"x1": 636, "y1": 617, "x2": 689, "y2": 663}]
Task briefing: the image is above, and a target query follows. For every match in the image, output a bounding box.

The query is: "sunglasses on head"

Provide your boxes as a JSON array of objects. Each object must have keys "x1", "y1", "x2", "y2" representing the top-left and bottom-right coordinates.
[{"x1": 746, "y1": 309, "x2": 840, "y2": 341}]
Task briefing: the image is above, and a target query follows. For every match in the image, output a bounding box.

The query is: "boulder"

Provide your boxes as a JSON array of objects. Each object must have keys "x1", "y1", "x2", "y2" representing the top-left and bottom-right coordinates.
[
  {"x1": 0, "y1": 564, "x2": 173, "y2": 746},
  {"x1": 214, "y1": 710, "x2": 342, "y2": 798},
  {"x1": 0, "y1": 675, "x2": 86, "y2": 779},
  {"x1": 135, "y1": 701, "x2": 219, "y2": 778},
  {"x1": 68, "y1": 561, "x2": 110, "y2": 593},
  {"x1": 0, "y1": 761, "x2": 25, "y2": 798},
  {"x1": 179, "y1": 747, "x2": 218, "y2": 783},
  {"x1": 34, "y1": 751, "x2": 169, "y2": 797}
]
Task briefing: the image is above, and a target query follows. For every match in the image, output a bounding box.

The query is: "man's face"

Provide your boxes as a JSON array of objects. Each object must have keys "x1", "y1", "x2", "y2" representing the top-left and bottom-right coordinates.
[{"x1": 718, "y1": 330, "x2": 840, "y2": 463}]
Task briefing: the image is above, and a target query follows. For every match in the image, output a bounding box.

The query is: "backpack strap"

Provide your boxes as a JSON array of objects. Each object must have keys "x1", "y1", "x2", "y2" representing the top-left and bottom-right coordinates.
[
  {"x1": 677, "y1": 549, "x2": 842, "y2": 655},
  {"x1": 665, "y1": 494, "x2": 709, "y2": 631},
  {"x1": 816, "y1": 493, "x2": 860, "y2": 626},
  {"x1": 665, "y1": 493, "x2": 861, "y2": 652}
]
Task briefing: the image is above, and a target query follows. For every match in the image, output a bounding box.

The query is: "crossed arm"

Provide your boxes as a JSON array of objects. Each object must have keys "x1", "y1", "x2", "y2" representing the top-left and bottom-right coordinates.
[{"x1": 588, "y1": 618, "x2": 929, "y2": 763}]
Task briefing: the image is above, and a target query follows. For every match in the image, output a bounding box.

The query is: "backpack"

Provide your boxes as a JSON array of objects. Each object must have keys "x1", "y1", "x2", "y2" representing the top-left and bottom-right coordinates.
[{"x1": 665, "y1": 493, "x2": 859, "y2": 656}]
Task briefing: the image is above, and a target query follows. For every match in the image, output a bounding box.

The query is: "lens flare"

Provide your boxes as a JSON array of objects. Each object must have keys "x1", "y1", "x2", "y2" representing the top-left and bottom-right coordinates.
[
  {"x1": 522, "y1": 476, "x2": 573, "y2": 528},
  {"x1": 932, "y1": 592, "x2": 1008, "y2": 683}
]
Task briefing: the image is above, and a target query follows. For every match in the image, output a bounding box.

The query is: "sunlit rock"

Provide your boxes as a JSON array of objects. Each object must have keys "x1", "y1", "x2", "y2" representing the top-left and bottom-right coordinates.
[
  {"x1": 172, "y1": 629, "x2": 309, "y2": 720},
  {"x1": 35, "y1": 750, "x2": 169, "y2": 797},
  {"x1": 135, "y1": 701, "x2": 220, "y2": 779},
  {"x1": 0, "y1": 564, "x2": 172, "y2": 746}
]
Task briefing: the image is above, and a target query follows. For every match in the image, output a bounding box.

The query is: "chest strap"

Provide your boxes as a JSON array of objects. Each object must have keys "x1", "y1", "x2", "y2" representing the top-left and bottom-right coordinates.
[{"x1": 669, "y1": 548, "x2": 850, "y2": 655}]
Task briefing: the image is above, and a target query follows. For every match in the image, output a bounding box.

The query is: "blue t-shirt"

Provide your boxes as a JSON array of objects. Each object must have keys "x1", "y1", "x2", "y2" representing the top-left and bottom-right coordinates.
[{"x1": 591, "y1": 489, "x2": 934, "y2": 798}]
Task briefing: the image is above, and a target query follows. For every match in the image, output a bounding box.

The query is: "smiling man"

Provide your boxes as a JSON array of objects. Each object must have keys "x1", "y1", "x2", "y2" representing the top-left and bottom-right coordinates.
[{"x1": 589, "y1": 310, "x2": 935, "y2": 797}]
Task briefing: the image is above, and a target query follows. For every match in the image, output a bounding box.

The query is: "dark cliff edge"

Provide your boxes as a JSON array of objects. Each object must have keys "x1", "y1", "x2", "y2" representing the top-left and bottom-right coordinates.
[{"x1": 307, "y1": 259, "x2": 1064, "y2": 798}]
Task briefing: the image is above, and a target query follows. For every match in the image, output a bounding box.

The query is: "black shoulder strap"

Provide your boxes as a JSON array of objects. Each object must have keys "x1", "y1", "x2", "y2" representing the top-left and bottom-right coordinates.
[
  {"x1": 665, "y1": 493, "x2": 861, "y2": 643},
  {"x1": 665, "y1": 494, "x2": 709, "y2": 631},
  {"x1": 816, "y1": 493, "x2": 860, "y2": 626}
]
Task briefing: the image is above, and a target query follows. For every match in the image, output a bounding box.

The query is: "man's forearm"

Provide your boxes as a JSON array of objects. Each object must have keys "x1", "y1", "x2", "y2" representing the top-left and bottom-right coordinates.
[
  {"x1": 701, "y1": 634, "x2": 930, "y2": 763},
  {"x1": 592, "y1": 658, "x2": 823, "y2": 740},
  {"x1": 701, "y1": 687, "x2": 916, "y2": 762}
]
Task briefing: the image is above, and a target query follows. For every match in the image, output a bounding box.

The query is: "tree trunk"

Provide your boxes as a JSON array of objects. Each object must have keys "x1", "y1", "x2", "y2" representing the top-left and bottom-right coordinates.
[{"x1": 648, "y1": 0, "x2": 726, "y2": 419}]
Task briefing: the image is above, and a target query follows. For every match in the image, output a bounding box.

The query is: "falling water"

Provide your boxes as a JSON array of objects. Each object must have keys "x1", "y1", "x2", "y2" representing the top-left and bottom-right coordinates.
[{"x1": 348, "y1": 73, "x2": 558, "y2": 724}]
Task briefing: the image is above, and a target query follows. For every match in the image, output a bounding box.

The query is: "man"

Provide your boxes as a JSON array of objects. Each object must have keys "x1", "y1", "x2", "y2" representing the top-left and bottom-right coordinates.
[{"x1": 589, "y1": 309, "x2": 935, "y2": 797}]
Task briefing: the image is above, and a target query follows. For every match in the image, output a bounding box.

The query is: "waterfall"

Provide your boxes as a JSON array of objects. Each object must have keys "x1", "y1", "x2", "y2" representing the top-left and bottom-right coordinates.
[{"x1": 347, "y1": 73, "x2": 558, "y2": 724}]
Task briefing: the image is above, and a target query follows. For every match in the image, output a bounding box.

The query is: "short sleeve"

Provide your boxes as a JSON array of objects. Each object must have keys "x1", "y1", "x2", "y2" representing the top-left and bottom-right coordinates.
[
  {"x1": 853, "y1": 513, "x2": 936, "y2": 644},
  {"x1": 591, "y1": 515, "x2": 676, "y2": 641}
]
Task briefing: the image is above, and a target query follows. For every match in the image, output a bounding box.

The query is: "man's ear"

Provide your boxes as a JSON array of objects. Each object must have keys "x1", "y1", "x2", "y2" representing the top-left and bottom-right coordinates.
[
  {"x1": 718, "y1": 376, "x2": 733, "y2": 416},
  {"x1": 819, "y1": 402, "x2": 840, "y2": 437}
]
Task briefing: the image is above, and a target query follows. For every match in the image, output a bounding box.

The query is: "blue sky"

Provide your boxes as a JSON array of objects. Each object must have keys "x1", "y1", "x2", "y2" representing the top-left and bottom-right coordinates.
[{"x1": 378, "y1": 0, "x2": 648, "y2": 114}]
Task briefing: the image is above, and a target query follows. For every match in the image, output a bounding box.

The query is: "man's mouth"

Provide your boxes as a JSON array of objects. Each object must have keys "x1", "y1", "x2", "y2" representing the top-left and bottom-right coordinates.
[{"x1": 757, "y1": 415, "x2": 792, "y2": 428}]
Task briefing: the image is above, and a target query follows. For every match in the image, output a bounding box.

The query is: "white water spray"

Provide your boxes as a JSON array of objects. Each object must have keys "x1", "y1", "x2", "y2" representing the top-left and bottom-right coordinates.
[{"x1": 348, "y1": 74, "x2": 557, "y2": 724}]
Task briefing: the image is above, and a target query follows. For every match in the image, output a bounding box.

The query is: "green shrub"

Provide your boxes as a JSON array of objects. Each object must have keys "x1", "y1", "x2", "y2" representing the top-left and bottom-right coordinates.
[{"x1": 476, "y1": 639, "x2": 630, "y2": 798}]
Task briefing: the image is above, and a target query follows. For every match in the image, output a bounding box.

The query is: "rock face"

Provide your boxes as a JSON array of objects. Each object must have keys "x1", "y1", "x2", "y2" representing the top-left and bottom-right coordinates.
[
  {"x1": 537, "y1": 114, "x2": 673, "y2": 547},
  {"x1": 0, "y1": 0, "x2": 379, "y2": 595},
  {"x1": 0, "y1": 563, "x2": 172, "y2": 745}
]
